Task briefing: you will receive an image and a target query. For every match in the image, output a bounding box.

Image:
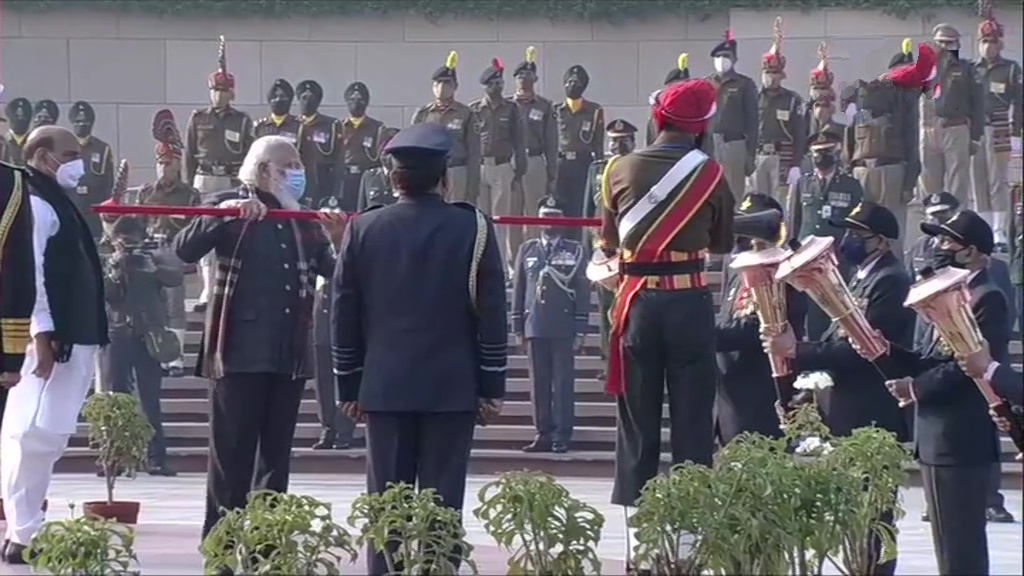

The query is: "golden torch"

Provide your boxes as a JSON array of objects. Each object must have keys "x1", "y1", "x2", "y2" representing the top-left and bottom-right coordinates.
[{"x1": 904, "y1": 266, "x2": 1024, "y2": 455}]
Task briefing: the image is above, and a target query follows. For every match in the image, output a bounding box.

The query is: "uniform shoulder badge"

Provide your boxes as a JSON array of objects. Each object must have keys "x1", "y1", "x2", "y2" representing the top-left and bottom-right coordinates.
[{"x1": 849, "y1": 202, "x2": 863, "y2": 216}]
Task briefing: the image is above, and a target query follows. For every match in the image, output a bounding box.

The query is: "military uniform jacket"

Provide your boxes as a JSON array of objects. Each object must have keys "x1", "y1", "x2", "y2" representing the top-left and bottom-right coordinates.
[
  {"x1": 906, "y1": 269, "x2": 1007, "y2": 466},
  {"x1": 757, "y1": 87, "x2": 807, "y2": 159},
  {"x1": 793, "y1": 251, "x2": 914, "y2": 440},
  {"x1": 252, "y1": 114, "x2": 302, "y2": 141},
  {"x1": 356, "y1": 167, "x2": 396, "y2": 212},
  {"x1": 788, "y1": 169, "x2": 864, "y2": 242},
  {"x1": 847, "y1": 83, "x2": 919, "y2": 169},
  {"x1": 332, "y1": 195, "x2": 508, "y2": 412},
  {"x1": 71, "y1": 135, "x2": 115, "y2": 239},
  {"x1": 469, "y1": 98, "x2": 527, "y2": 173},
  {"x1": 708, "y1": 71, "x2": 759, "y2": 157},
  {"x1": 1, "y1": 132, "x2": 26, "y2": 165},
  {"x1": 974, "y1": 56, "x2": 1023, "y2": 148},
  {"x1": 341, "y1": 116, "x2": 385, "y2": 175},
  {"x1": 905, "y1": 234, "x2": 938, "y2": 279},
  {"x1": 511, "y1": 236, "x2": 589, "y2": 340},
  {"x1": 584, "y1": 157, "x2": 609, "y2": 218},
  {"x1": 411, "y1": 101, "x2": 482, "y2": 169},
  {"x1": 925, "y1": 58, "x2": 985, "y2": 142},
  {"x1": 139, "y1": 181, "x2": 200, "y2": 239},
  {"x1": 297, "y1": 114, "x2": 344, "y2": 201},
  {"x1": 553, "y1": 100, "x2": 605, "y2": 161},
  {"x1": 715, "y1": 269, "x2": 808, "y2": 442},
  {"x1": 512, "y1": 94, "x2": 558, "y2": 183},
  {"x1": 185, "y1": 106, "x2": 254, "y2": 182}
]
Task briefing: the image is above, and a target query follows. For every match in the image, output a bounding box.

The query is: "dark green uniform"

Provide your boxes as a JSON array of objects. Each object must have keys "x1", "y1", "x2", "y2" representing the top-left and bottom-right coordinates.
[
  {"x1": 355, "y1": 167, "x2": 396, "y2": 211},
  {"x1": 73, "y1": 135, "x2": 115, "y2": 241},
  {"x1": 1, "y1": 98, "x2": 31, "y2": 165},
  {"x1": 253, "y1": 114, "x2": 301, "y2": 140},
  {"x1": 296, "y1": 113, "x2": 344, "y2": 207},
  {"x1": 340, "y1": 116, "x2": 386, "y2": 211},
  {"x1": 184, "y1": 106, "x2": 254, "y2": 195}
]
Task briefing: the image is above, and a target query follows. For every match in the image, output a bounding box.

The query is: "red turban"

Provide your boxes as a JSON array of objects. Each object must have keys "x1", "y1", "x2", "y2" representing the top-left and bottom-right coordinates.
[
  {"x1": 884, "y1": 43, "x2": 937, "y2": 94},
  {"x1": 651, "y1": 79, "x2": 718, "y2": 134},
  {"x1": 208, "y1": 70, "x2": 236, "y2": 91}
]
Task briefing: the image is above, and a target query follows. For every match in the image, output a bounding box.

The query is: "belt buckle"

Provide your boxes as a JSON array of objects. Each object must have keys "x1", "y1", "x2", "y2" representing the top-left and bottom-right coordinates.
[
  {"x1": 763, "y1": 143, "x2": 776, "y2": 154},
  {"x1": 564, "y1": 151, "x2": 576, "y2": 160}
]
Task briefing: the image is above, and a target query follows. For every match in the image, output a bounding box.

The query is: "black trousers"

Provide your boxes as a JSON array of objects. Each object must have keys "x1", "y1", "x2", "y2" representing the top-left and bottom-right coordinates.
[
  {"x1": 527, "y1": 337, "x2": 576, "y2": 444},
  {"x1": 202, "y1": 373, "x2": 306, "y2": 538},
  {"x1": 920, "y1": 463, "x2": 989, "y2": 576},
  {"x1": 612, "y1": 288, "x2": 718, "y2": 506},
  {"x1": 314, "y1": 343, "x2": 355, "y2": 441},
  {"x1": 364, "y1": 411, "x2": 475, "y2": 576},
  {"x1": 339, "y1": 172, "x2": 363, "y2": 213},
  {"x1": 598, "y1": 288, "x2": 613, "y2": 360},
  {"x1": 986, "y1": 459, "x2": 1005, "y2": 508},
  {"x1": 554, "y1": 156, "x2": 591, "y2": 241},
  {"x1": 109, "y1": 333, "x2": 168, "y2": 463},
  {"x1": 869, "y1": 502, "x2": 897, "y2": 576}
]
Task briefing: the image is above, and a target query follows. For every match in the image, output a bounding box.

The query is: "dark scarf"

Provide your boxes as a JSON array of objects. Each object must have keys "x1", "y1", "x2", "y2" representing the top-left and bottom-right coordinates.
[
  {"x1": 0, "y1": 163, "x2": 34, "y2": 373},
  {"x1": 202, "y1": 185, "x2": 318, "y2": 380}
]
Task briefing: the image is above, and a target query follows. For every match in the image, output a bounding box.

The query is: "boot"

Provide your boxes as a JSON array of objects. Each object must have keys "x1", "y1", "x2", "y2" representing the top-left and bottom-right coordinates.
[
  {"x1": 167, "y1": 329, "x2": 187, "y2": 377},
  {"x1": 311, "y1": 428, "x2": 336, "y2": 450},
  {"x1": 993, "y1": 211, "x2": 1009, "y2": 253}
]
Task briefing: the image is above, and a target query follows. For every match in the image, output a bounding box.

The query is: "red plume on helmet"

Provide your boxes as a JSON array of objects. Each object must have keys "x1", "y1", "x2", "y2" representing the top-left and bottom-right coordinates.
[{"x1": 885, "y1": 43, "x2": 938, "y2": 93}]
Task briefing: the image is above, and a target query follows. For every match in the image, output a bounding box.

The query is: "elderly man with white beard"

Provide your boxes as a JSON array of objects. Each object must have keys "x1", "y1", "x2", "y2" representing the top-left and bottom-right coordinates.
[
  {"x1": 172, "y1": 135, "x2": 346, "y2": 557},
  {"x1": 2, "y1": 126, "x2": 108, "y2": 564}
]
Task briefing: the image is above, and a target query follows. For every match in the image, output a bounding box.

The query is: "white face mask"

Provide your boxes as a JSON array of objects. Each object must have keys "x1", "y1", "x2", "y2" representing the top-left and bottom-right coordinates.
[
  {"x1": 713, "y1": 57, "x2": 733, "y2": 74},
  {"x1": 56, "y1": 158, "x2": 85, "y2": 189}
]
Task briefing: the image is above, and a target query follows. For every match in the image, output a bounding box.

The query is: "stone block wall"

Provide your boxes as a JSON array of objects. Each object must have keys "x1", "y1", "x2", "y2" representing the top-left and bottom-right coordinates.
[{"x1": 2, "y1": 7, "x2": 1020, "y2": 184}]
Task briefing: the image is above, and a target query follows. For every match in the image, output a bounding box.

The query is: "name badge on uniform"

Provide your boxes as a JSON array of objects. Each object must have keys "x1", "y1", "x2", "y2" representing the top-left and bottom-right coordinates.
[
  {"x1": 91, "y1": 152, "x2": 101, "y2": 163},
  {"x1": 529, "y1": 109, "x2": 544, "y2": 121},
  {"x1": 582, "y1": 121, "x2": 592, "y2": 131},
  {"x1": 76, "y1": 186, "x2": 88, "y2": 195},
  {"x1": 313, "y1": 132, "x2": 328, "y2": 144},
  {"x1": 776, "y1": 110, "x2": 790, "y2": 122},
  {"x1": 525, "y1": 256, "x2": 538, "y2": 267},
  {"x1": 991, "y1": 82, "x2": 1006, "y2": 94},
  {"x1": 553, "y1": 255, "x2": 576, "y2": 266},
  {"x1": 281, "y1": 132, "x2": 297, "y2": 143},
  {"x1": 348, "y1": 165, "x2": 361, "y2": 174},
  {"x1": 821, "y1": 205, "x2": 833, "y2": 219},
  {"x1": 447, "y1": 119, "x2": 462, "y2": 131},
  {"x1": 225, "y1": 130, "x2": 240, "y2": 143},
  {"x1": 363, "y1": 136, "x2": 374, "y2": 148}
]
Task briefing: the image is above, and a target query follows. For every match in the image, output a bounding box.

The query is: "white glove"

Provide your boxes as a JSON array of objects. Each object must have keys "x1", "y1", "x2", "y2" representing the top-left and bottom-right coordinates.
[
  {"x1": 787, "y1": 167, "x2": 802, "y2": 186},
  {"x1": 1012, "y1": 136, "x2": 1022, "y2": 154},
  {"x1": 845, "y1": 103, "x2": 858, "y2": 124}
]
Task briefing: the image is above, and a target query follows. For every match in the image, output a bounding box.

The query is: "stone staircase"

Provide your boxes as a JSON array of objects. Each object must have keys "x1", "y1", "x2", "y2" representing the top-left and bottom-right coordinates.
[{"x1": 57, "y1": 267, "x2": 1023, "y2": 486}]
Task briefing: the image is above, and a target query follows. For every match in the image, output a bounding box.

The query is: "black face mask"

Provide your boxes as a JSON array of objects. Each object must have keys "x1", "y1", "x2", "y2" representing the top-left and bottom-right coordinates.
[
  {"x1": 347, "y1": 99, "x2": 367, "y2": 117},
  {"x1": 565, "y1": 84, "x2": 585, "y2": 99},
  {"x1": 813, "y1": 150, "x2": 837, "y2": 170},
  {"x1": 542, "y1": 227, "x2": 564, "y2": 238},
  {"x1": 611, "y1": 138, "x2": 633, "y2": 156},
  {"x1": 930, "y1": 247, "x2": 963, "y2": 270}
]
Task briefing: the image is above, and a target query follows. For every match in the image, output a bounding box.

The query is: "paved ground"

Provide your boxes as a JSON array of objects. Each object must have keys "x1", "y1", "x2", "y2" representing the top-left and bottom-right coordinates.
[{"x1": 1, "y1": 474, "x2": 1021, "y2": 575}]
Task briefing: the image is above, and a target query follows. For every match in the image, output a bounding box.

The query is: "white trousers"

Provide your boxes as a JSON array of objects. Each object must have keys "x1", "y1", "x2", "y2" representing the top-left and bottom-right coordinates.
[{"x1": 1, "y1": 344, "x2": 97, "y2": 545}]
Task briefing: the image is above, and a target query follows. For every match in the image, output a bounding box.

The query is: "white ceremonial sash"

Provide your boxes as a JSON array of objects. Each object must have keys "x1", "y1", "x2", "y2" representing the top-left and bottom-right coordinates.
[{"x1": 617, "y1": 149, "x2": 708, "y2": 242}]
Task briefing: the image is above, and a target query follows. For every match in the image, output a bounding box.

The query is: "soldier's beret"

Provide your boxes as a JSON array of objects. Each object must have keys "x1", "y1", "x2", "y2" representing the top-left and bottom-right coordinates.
[
  {"x1": 830, "y1": 201, "x2": 900, "y2": 240},
  {"x1": 513, "y1": 46, "x2": 539, "y2": 77},
  {"x1": 711, "y1": 30, "x2": 738, "y2": 59},
  {"x1": 344, "y1": 82, "x2": 370, "y2": 102},
  {"x1": 920, "y1": 209, "x2": 993, "y2": 255},
  {"x1": 479, "y1": 58, "x2": 505, "y2": 85},
  {"x1": 563, "y1": 65, "x2": 589, "y2": 87},
  {"x1": 432, "y1": 51, "x2": 459, "y2": 83},
  {"x1": 923, "y1": 192, "x2": 960, "y2": 215},
  {"x1": 538, "y1": 195, "x2": 564, "y2": 215},
  {"x1": 738, "y1": 193, "x2": 782, "y2": 215},
  {"x1": 606, "y1": 119, "x2": 637, "y2": 137},
  {"x1": 70, "y1": 101, "x2": 95, "y2": 123},
  {"x1": 664, "y1": 53, "x2": 690, "y2": 86},
  {"x1": 267, "y1": 79, "x2": 294, "y2": 101},
  {"x1": 806, "y1": 129, "x2": 842, "y2": 151},
  {"x1": 384, "y1": 123, "x2": 451, "y2": 159},
  {"x1": 296, "y1": 80, "x2": 324, "y2": 100}
]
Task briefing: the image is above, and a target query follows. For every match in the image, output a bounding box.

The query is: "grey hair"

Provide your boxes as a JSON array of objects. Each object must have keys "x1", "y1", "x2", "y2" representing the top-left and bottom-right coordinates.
[{"x1": 237, "y1": 135, "x2": 298, "y2": 186}]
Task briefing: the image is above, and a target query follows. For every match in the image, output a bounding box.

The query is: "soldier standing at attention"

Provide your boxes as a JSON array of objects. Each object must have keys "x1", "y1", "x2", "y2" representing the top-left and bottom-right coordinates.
[
  {"x1": 357, "y1": 127, "x2": 400, "y2": 211},
  {"x1": 788, "y1": 130, "x2": 865, "y2": 340},
  {"x1": 510, "y1": 46, "x2": 558, "y2": 249},
  {"x1": 411, "y1": 51, "x2": 481, "y2": 205},
  {"x1": 184, "y1": 36, "x2": 253, "y2": 313},
  {"x1": 751, "y1": 18, "x2": 807, "y2": 201},
  {"x1": 971, "y1": 4, "x2": 1022, "y2": 251},
  {"x1": 709, "y1": 30, "x2": 758, "y2": 198},
  {"x1": 339, "y1": 82, "x2": 385, "y2": 212},
  {"x1": 30, "y1": 100, "x2": 59, "y2": 130},
  {"x1": 0, "y1": 161, "x2": 34, "y2": 428},
  {"x1": 512, "y1": 197, "x2": 588, "y2": 454},
  {"x1": 646, "y1": 54, "x2": 691, "y2": 147},
  {"x1": 3, "y1": 98, "x2": 33, "y2": 165},
  {"x1": 806, "y1": 44, "x2": 846, "y2": 151},
  {"x1": 555, "y1": 64, "x2": 604, "y2": 239},
  {"x1": 919, "y1": 24, "x2": 984, "y2": 207},
  {"x1": 253, "y1": 79, "x2": 301, "y2": 140},
  {"x1": 471, "y1": 58, "x2": 527, "y2": 269},
  {"x1": 294, "y1": 80, "x2": 344, "y2": 208},
  {"x1": 68, "y1": 101, "x2": 115, "y2": 242}
]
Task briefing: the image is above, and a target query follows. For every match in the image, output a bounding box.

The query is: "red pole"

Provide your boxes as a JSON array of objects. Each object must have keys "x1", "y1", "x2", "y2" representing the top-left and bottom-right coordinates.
[{"x1": 92, "y1": 203, "x2": 603, "y2": 228}]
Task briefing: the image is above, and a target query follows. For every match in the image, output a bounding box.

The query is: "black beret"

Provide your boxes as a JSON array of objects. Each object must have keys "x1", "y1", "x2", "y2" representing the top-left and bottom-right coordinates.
[
  {"x1": 432, "y1": 51, "x2": 459, "y2": 83},
  {"x1": 711, "y1": 33, "x2": 738, "y2": 59},
  {"x1": 5, "y1": 98, "x2": 32, "y2": 119},
  {"x1": 513, "y1": 46, "x2": 539, "y2": 77},
  {"x1": 479, "y1": 58, "x2": 505, "y2": 85}
]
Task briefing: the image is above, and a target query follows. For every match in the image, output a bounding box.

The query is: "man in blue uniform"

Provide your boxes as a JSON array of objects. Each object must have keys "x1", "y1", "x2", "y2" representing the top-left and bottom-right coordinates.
[
  {"x1": 512, "y1": 197, "x2": 589, "y2": 453},
  {"x1": 332, "y1": 122, "x2": 507, "y2": 575},
  {"x1": 905, "y1": 192, "x2": 958, "y2": 278}
]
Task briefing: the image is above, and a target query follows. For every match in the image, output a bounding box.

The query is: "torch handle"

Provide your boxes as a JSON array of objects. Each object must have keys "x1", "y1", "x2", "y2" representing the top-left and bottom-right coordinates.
[
  {"x1": 773, "y1": 373, "x2": 798, "y2": 410},
  {"x1": 989, "y1": 399, "x2": 1024, "y2": 456}
]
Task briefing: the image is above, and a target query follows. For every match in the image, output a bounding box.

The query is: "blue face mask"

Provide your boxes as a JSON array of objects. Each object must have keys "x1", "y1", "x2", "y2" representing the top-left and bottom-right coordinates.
[
  {"x1": 838, "y1": 233, "x2": 870, "y2": 265},
  {"x1": 283, "y1": 168, "x2": 306, "y2": 201}
]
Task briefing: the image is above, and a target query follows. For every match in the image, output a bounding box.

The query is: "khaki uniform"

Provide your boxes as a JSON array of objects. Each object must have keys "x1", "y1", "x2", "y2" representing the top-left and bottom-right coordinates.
[
  {"x1": 554, "y1": 99, "x2": 604, "y2": 239},
  {"x1": 708, "y1": 71, "x2": 759, "y2": 198},
  {"x1": 70, "y1": 136, "x2": 115, "y2": 241},
  {"x1": 340, "y1": 116, "x2": 385, "y2": 212},
  {"x1": 252, "y1": 114, "x2": 302, "y2": 140},
  {"x1": 511, "y1": 94, "x2": 558, "y2": 249},
  {"x1": 470, "y1": 97, "x2": 526, "y2": 267},
  {"x1": 970, "y1": 57, "x2": 1023, "y2": 242},
  {"x1": 919, "y1": 59, "x2": 984, "y2": 205},
  {"x1": 296, "y1": 114, "x2": 344, "y2": 207},
  {"x1": 411, "y1": 102, "x2": 482, "y2": 204},
  {"x1": 751, "y1": 87, "x2": 806, "y2": 200},
  {"x1": 1, "y1": 132, "x2": 26, "y2": 165}
]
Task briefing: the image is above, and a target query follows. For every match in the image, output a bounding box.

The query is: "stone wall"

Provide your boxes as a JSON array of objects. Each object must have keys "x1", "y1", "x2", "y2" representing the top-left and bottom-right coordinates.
[{"x1": 2, "y1": 7, "x2": 1021, "y2": 184}]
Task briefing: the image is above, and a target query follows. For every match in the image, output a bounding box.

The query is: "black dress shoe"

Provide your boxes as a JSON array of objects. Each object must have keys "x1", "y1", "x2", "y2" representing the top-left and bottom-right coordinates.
[
  {"x1": 148, "y1": 463, "x2": 178, "y2": 477},
  {"x1": 311, "y1": 429, "x2": 337, "y2": 450},
  {"x1": 193, "y1": 302, "x2": 208, "y2": 313},
  {"x1": 986, "y1": 505, "x2": 1016, "y2": 523},
  {"x1": 552, "y1": 442, "x2": 569, "y2": 454},
  {"x1": 1, "y1": 539, "x2": 8, "y2": 559},
  {"x1": 521, "y1": 440, "x2": 552, "y2": 453},
  {"x1": 2, "y1": 541, "x2": 36, "y2": 564},
  {"x1": 921, "y1": 510, "x2": 930, "y2": 522}
]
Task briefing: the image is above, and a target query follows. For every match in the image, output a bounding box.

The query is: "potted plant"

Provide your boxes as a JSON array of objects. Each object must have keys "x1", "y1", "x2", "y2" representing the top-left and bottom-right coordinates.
[
  {"x1": 348, "y1": 482, "x2": 476, "y2": 575},
  {"x1": 24, "y1": 503, "x2": 140, "y2": 575},
  {"x1": 474, "y1": 470, "x2": 605, "y2": 575},
  {"x1": 202, "y1": 490, "x2": 356, "y2": 574},
  {"x1": 80, "y1": 391, "x2": 154, "y2": 523}
]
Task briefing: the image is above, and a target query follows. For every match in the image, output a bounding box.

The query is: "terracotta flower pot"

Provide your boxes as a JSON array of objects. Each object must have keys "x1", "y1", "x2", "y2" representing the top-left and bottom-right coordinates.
[
  {"x1": 0, "y1": 498, "x2": 47, "y2": 521},
  {"x1": 83, "y1": 500, "x2": 140, "y2": 524}
]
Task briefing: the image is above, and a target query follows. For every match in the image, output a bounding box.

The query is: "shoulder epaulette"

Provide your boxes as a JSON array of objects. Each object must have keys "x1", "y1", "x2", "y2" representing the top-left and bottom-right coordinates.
[
  {"x1": 451, "y1": 201, "x2": 483, "y2": 214},
  {"x1": 255, "y1": 116, "x2": 271, "y2": 126}
]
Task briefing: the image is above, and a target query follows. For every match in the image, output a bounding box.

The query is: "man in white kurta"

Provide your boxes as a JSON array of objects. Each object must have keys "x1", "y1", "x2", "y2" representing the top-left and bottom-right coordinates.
[{"x1": 2, "y1": 126, "x2": 106, "y2": 563}]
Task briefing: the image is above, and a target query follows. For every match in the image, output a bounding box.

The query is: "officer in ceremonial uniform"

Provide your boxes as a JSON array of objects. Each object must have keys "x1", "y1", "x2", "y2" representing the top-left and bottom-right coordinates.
[
  {"x1": 339, "y1": 82, "x2": 386, "y2": 212},
  {"x1": 30, "y1": 100, "x2": 59, "y2": 129},
  {"x1": 253, "y1": 79, "x2": 301, "y2": 140},
  {"x1": 971, "y1": 7, "x2": 1023, "y2": 250},
  {"x1": 293, "y1": 80, "x2": 344, "y2": 208},
  {"x1": 332, "y1": 123, "x2": 506, "y2": 576},
  {"x1": 411, "y1": 51, "x2": 482, "y2": 205},
  {"x1": 68, "y1": 100, "x2": 115, "y2": 241},
  {"x1": 716, "y1": 193, "x2": 807, "y2": 444},
  {"x1": 184, "y1": 36, "x2": 254, "y2": 313},
  {"x1": 645, "y1": 54, "x2": 691, "y2": 146},
  {"x1": 0, "y1": 161, "x2": 33, "y2": 428},
  {"x1": 788, "y1": 129, "x2": 865, "y2": 340},
  {"x1": 906, "y1": 192, "x2": 959, "y2": 278},
  {"x1": 356, "y1": 127, "x2": 400, "y2": 211},
  {"x1": 2, "y1": 98, "x2": 32, "y2": 165},
  {"x1": 764, "y1": 201, "x2": 912, "y2": 575},
  {"x1": 555, "y1": 64, "x2": 605, "y2": 237},
  {"x1": 471, "y1": 57, "x2": 527, "y2": 268},
  {"x1": 708, "y1": 29, "x2": 759, "y2": 197},
  {"x1": 751, "y1": 18, "x2": 807, "y2": 200},
  {"x1": 597, "y1": 79, "x2": 734, "y2": 523},
  {"x1": 512, "y1": 197, "x2": 588, "y2": 454},
  {"x1": 510, "y1": 46, "x2": 558, "y2": 251},
  {"x1": 805, "y1": 43, "x2": 846, "y2": 175},
  {"x1": 919, "y1": 24, "x2": 984, "y2": 206}
]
